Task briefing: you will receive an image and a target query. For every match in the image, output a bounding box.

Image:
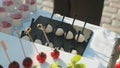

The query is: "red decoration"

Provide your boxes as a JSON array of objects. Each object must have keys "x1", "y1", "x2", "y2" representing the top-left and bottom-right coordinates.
[{"x1": 50, "y1": 49, "x2": 60, "y2": 60}]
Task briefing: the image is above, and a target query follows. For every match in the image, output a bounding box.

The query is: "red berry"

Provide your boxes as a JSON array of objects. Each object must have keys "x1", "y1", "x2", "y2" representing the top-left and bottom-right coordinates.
[
  {"x1": 9, "y1": 61, "x2": 19, "y2": 68},
  {"x1": 36, "y1": 52, "x2": 46, "y2": 64},
  {"x1": 50, "y1": 49, "x2": 60, "y2": 60},
  {"x1": 115, "y1": 62, "x2": 120, "y2": 68},
  {"x1": 23, "y1": 57, "x2": 33, "y2": 68},
  {"x1": 118, "y1": 45, "x2": 120, "y2": 51},
  {"x1": 0, "y1": 65, "x2": 3, "y2": 68}
]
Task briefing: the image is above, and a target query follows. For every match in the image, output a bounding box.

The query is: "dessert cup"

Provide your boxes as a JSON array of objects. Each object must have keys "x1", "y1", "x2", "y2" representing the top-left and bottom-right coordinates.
[
  {"x1": 0, "y1": 20, "x2": 12, "y2": 35},
  {"x1": 18, "y1": 4, "x2": 29, "y2": 19},
  {"x1": 2, "y1": 0, "x2": 14, "y2": 12},
  {"x1": 10, "y1": 12, "x2": 22, "y2": 29}
]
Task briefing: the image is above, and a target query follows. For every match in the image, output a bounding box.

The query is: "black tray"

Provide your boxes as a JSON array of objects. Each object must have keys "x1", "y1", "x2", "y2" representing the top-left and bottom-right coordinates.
[{"x1": 22, "y1": 16, "x2": 93, "y2": 55}]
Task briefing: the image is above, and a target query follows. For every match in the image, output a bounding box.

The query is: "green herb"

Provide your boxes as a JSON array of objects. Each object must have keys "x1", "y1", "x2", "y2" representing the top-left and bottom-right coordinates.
[
  {"x1": 67, "y1": 55, "x2": 86, "y2": 68},
  {"x1": 51, "y1": 61, "x2": 62, "y2": 68}
]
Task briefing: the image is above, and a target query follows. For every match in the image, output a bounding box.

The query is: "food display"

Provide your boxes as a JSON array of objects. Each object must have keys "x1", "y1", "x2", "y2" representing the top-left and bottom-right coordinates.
[
  {"x1": 0, "y1": 0, "x2": 118, "y2": 67},
  {"x1": 20, "y1": 14, "x2": 93, "y2": 55},
  {"x1": 0, "y1": 33, "x2": 87, "y2": 68}
]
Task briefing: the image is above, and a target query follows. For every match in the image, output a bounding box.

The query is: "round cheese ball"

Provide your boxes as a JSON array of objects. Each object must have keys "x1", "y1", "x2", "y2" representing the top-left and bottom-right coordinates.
[
  {"x1": 55, "y1": 28, "x2": 64, "y2": 36},
  {"x1": 45, "y1": 24, "x2": 53, "y2": 33},
  {"x1": 65, "y1": 31, "x2": 74, "y2": 40},
  {"x1": 22, "y1": 36, "x2": 30, "y2": 41},
  {"x1": 75, "y1": 34, "x2": 85, "y2": 42},
  {"x1": 35, "y1": 39, "x2": 42, "y2": 44},
  {"x1": 71, "y1": 50, "x2": 77, "y2": 55}
]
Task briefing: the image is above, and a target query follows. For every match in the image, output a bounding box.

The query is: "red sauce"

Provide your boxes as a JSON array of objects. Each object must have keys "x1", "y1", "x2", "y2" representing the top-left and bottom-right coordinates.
[
  {"x1": 10, "y1": 13, "x2": 22, "y2": 19},
  {"x1": 0, "y1": 21, "x2": 12, "y2": 28},
  {"x1": 2, "y1": 0, "x2": 13, "y2": 6},
  {"x1": 18, "y1": 4, "x2": 29, "y2": 11},
  {"x1": 25, "y1": 0, "x2": 36, "y2": 5}
]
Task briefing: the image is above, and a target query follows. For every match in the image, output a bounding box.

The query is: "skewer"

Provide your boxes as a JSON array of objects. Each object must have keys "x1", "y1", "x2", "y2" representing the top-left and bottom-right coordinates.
[
  {"x1": 72, "y1": 17, "x2": 76, "y2": 26},
  {"x1": 49, "y1": 11, "x2": 54, "y2": 22},
  {"x1": 45, "y1": 12, "x2": 54, "y2": 34},
  {"x1": 20, "y1": 31, "x2": 25, "y2": 38},
  {"x1": 81, "y1": 17, "x2": 88, "y2": 34},
  {"x1": 77, "y1": 31, "x2": 81, "y2": 41},
  {"x1": 0, "y1": 41, "x2": 11, "y2": 63},
  {"x1": 37, "y1": 24, "x2": 50, "y2": 44},
  {"x1": 16, "y1": 31, "x2": 26, "y2": 57},
  {"x1": 30, "y1": 18, "x2": 35, "y2": 27},
  {"x1": 61, "y1": 16, "x2": 65, "y2": 23},
  {"x1": 25, "y1": 27, "x2": 39, "y2": 53}
]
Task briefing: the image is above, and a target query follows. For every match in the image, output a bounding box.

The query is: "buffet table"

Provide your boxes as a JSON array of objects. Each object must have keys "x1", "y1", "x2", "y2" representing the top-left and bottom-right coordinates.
[
  {"x1": 25, "y1": 9, "x2": 120, "y2": 64},
  {"x1": 0, "y1": 9, "x2": 120, "y2": 68}
]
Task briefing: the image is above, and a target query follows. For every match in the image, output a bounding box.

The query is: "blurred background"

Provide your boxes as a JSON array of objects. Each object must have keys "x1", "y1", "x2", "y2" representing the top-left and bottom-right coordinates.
[{"x1": 38, "y1": 0, "x2": 120, "y2": 34}]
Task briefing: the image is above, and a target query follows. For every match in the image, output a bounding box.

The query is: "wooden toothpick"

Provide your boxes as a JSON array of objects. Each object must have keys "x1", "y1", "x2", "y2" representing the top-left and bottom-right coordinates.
[
  {"x1": 81, "y1": 17, "x2": 88, "y2": 34},
  {"x1": 25, "y1": 27, "x2": 39, "y2": 53},
  {"x1": 16, "y1": 31, "x2": 26, "y2": 57},
  {"x1": 0, "y1": 41, "x2": 11, "y2": 63},
  {"x1": 37, "y1": 24, "x2": 50, "y2": 44}
]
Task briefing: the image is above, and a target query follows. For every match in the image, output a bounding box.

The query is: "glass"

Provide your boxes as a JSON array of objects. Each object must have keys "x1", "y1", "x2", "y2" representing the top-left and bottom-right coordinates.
[
  {"x1": 0, "y1": 20, "x2": 13, "y2": 35},
  {"x1": 10, "y1": 11, "x2": 22, "y2": 31},
  {"x1": 13, "y1": 0, "x2": 23, "y2": 8},
  {"x1": 2, "y1": 0, "x2": 14, "y2": 12},
  {"x1": 25, "y1": 0, "x2": 37, "y2": 13},
  {"x1": 18, "y1": 4, "x2": 30, "y2": 19}
]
